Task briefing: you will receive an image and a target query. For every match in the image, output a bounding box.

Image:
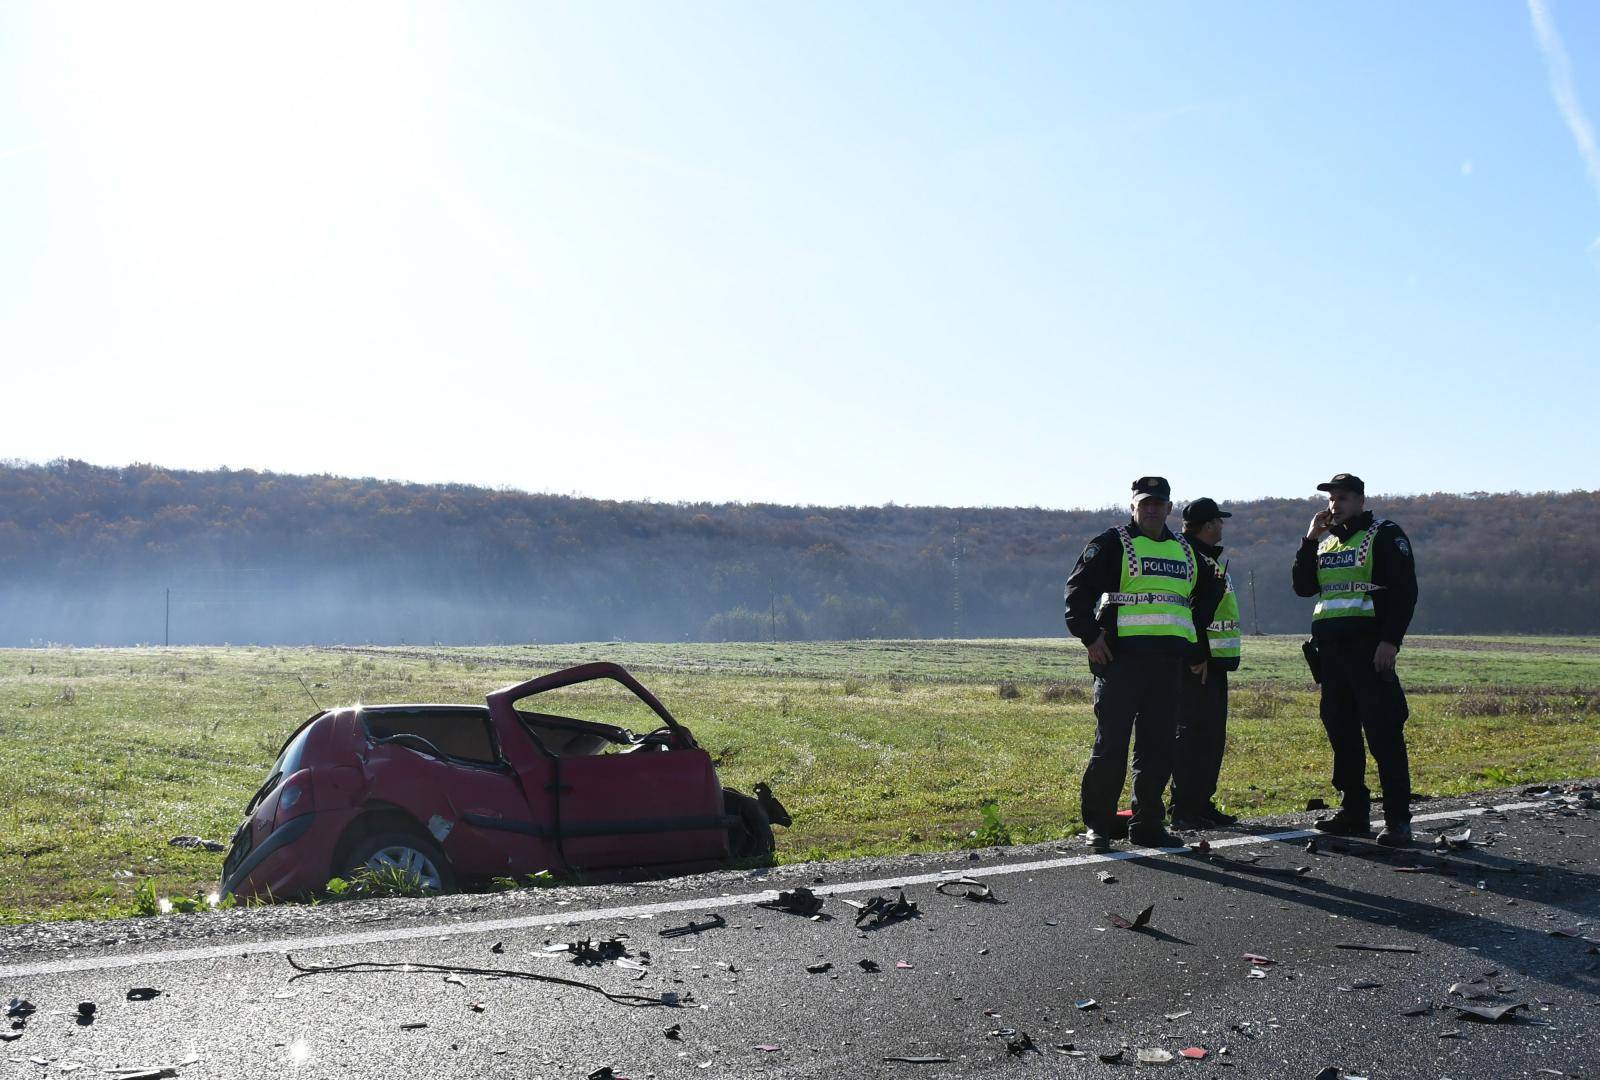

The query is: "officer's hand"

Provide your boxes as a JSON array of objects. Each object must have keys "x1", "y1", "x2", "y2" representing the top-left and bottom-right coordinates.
[
  {"x1": 1306, "y1": 509, "x2": 1333, "y2": 540},
  {"x1": 1373, "y1": 641, "x2": 1398, "y2": 672},
  {"x1": 1086, "y1": 633, "x2": 1114, "y2": 665},
  {"x1": 1189, "y1": 661, "x2": 1208, "y2": 683}
]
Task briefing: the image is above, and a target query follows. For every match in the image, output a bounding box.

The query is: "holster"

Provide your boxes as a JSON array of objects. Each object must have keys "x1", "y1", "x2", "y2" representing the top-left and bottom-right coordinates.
[{"x1": 1301, "y1": 639, "x2": 1322, "y2": 685}]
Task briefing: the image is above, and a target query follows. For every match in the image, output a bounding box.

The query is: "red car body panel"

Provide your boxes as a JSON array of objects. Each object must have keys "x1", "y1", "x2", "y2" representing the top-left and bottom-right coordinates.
[{"x1": 221, "y1": 663, "x2": 742, "y2": 901}]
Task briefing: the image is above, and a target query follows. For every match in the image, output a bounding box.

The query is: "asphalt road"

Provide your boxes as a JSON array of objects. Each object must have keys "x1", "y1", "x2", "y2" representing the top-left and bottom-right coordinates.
[{"x1": 3, "y1": 785, "x2": 1598, "y2": 1080}]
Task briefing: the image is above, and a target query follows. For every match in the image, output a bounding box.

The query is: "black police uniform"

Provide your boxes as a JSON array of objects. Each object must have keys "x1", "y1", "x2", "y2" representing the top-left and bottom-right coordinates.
[
  {"x1": 1064, "y1": 479, "x2": 1223, "y2": 844},
  {"x1": 1291, "y1": 483, "x2": 1418, "y2": 833},
  {"x1": 1170, "y1": 527, "x2": 1239, "y2": 824}
]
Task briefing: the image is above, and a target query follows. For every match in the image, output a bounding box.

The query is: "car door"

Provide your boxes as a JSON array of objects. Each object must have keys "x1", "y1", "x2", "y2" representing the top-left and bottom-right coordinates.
[{"x1": 486, "y1": 663, "x2": 731, "y2": 873}]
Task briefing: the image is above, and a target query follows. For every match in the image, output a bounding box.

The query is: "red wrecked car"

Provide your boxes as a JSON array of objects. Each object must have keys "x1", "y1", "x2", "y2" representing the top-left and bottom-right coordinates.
[{"x1": 221, "y1": 662, "x2": 789, "y2": 901}]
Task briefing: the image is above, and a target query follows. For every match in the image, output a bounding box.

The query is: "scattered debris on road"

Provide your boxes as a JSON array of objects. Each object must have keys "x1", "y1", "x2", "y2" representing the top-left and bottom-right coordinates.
[
  {"x1": 660, "y1": 914, "x2": 726, "y2": 938},
  {"x1": 285, "y1": 954, "x2": 687, "y2": 1008},
  {"x1": 1107, "y1": 904, "x2": 1154, "y2": 930},
  {"x1": 935, "y1": 878, "x2": 1000, "y2": 903},
  {"x1": 759, "y1": 887, "x2": 825, "y2": 917},
  {"x1": 126, "y1": 988, "x2": 162, "y2": 1001},
  {"x1": 853, "y1": 890, "x2": 920, "y2": 927},
  {"x1": 167, "y1": 835, "x2": 226, "y2": 852},
  {"x1": 882, "y1": 1055, "x2": 952, "y2": 1064},
  {"x1": 1336, "y1": 942, "x2": 1419, "y2": 954},
  {"x1": 1096, "y1": 870, "x2": 1117, "y2": 884}
]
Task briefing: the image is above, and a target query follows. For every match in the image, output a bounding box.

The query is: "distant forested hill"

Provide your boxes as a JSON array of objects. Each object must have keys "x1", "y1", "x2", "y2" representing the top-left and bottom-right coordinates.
[{"x1": 1, "y1": 460, "x2": 1595, "y2": 645}]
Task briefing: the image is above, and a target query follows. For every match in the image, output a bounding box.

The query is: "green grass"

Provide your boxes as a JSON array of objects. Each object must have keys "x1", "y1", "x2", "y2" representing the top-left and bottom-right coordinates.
[{"x1": 2, "y1": 636, "x2": 1597, "y2": 924}]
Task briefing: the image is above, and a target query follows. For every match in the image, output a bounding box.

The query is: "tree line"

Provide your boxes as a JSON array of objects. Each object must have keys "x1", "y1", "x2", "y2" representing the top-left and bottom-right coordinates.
[{"x1": 1, "y1": 459, "x2": 1595, "y2": 645}]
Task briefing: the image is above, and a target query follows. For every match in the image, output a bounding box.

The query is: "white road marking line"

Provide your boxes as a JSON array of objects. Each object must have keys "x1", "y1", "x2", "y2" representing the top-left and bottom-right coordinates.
[{"x1": 0, "y1": 799, "x2": 1548, "y2": 980}]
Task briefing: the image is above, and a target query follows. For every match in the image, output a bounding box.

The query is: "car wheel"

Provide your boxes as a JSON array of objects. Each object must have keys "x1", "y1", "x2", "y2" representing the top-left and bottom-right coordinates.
[
  {"x1": 723, "y1": 789, "x2": 774, "y2": 860},
  {"x1": 344, "y1": 830, "x2": 457, "y2": 893}
]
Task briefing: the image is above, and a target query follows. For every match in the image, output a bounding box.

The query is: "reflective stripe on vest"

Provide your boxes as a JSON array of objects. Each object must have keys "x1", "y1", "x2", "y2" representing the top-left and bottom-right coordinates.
[
  {"x1": 1313, "y1": 520, "x2": 1388, "y2": 622},
  {"x1": 1203, "y1": 554, "x2": 1242, "y2": 660},
  {"x1": 1097, "y1": 526, "x2": 1197, "y2": 643}
]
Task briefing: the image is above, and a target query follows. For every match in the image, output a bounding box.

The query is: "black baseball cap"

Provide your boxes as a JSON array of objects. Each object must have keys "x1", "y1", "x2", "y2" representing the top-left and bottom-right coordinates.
[
  {"x1": 1316, "y1": 473, "x2": 1365, "y2": 495},
  {"x1": 1131, "y1": 476, "x2": 1171, "y2": 502},
  {"x1": 1182, "y1": 497, "x2": 1232, "y2": 524}
]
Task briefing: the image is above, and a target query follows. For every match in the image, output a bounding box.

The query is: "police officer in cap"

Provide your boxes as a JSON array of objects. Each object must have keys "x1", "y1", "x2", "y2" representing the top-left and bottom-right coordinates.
[
  {"x1": 1292, "y1": 473, "x2": 1419, "y2": 846},
  {"x1": 1170, "y1": 497, "x2": 1241, "y2": 830},
  {"x1": 1065, "y1": 477, "x2": 1223, "y2": 850}
]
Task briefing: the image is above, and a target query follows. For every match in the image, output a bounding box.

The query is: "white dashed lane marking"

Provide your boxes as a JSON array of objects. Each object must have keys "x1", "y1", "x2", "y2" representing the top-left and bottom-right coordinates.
[{"x1": 0, "y1": 800, "x2": 1545, "y2": 979}]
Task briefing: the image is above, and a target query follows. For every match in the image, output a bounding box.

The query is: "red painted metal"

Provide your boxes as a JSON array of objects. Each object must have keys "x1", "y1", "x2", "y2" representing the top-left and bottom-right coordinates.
[{"x1": 222, "y1": 663, "x2": 753, "y2": 902}]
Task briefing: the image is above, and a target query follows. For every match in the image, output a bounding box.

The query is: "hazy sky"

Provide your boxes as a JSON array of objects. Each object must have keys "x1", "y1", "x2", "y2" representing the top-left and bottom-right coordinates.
[{"x1": 4, "y1": 2, "x2": 1597, "y2": 510}]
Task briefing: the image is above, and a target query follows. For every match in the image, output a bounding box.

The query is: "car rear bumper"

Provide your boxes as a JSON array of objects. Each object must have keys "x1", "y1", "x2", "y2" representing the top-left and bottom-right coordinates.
[{"x1": 220, "y1": 809, "x2": 353, "y2": 901}]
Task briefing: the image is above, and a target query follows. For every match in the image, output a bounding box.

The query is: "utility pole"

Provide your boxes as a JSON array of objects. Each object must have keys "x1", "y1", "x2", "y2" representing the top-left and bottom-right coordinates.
[
  {"x1": 1248, "y1": 569, "x2": 1262, "y2": 635},
  {"x1": 951, "y1": 525, "x2": 965, "y2": 638},
  {"x1": 768, "y1": 583, "x2": 778, "y2": 642},
  {"x1": 164, "y1": 587, "x2": 170, "y2": 647}
]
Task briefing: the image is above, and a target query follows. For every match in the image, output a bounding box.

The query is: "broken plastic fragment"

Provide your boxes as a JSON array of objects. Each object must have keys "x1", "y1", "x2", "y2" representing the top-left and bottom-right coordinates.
[
  {"x1": 1098, "y1": 1049, "x2": 1125, "y2": 1064},
  {"x1": 1400, "y1": 1006, "x2": 1430, "y2": 1017},
  {"x1": 663, "y1": 1024, "x2": 681, "y2": 1040},
  {"x1": 400, "y1": 1022, "x2": 428, "y2": 1030},
  {"x1": 444, "y1": 974, "x2": 465, "y2": 986},
  {"x1": 758, "y1": 887, "x2": 824, "y2": 917},
  {"x1": 1448, "y1": 980, "x2": 1496, "y2": 1000},
  {"x1": 806, "y1": 962, "x2": 833, "y2": 974},
  {"x1": 1248, "y1": 968, "x2": 1268, "y2": 979},
  {"x1": 896, "y1": 961, "x2": 913, "y2": 970},
  {"x1": 858, "y1": 959, "x2": 880, "y2": 973},
  {"x1": 855, "y1": 890, "x2": 920, "y2": 927},
  {"x1": 935, "y1": 878, "x2": 999, "y2": 903},
  {"x1": 1005, "y1": 1032, "x2": 1037, "y2": 1056},
  {"x1": 1164, "y1": 1010, "x2": 1192, "y2": 1021},
  {"x1": 1181, "y1": 1047, "x2": 1208, "y2": 1059},
  {"x1": 1107, "y1": 904, "x2": 1154, "y2": 931},
  {"x1": 1096, "y1": 870, "x2": 1117, "y2": 884},
  {"x1": 755, "y1": 1044, "x2": 781, "y2": 1052},
  {"x1": 1075, "y1": 998, "x2": 1099, "y2": 1011},
  {"x1": 882, "y1": 1056, "x2": 952, "y2": 1064},
  {"x1": 1339, "y1": 981, "x2": 1382, "y2": 991},
  {"x1": 1242, "y1": 953, "x2": 1273, "y2": 965},
  {"x1": 1136, "y1": 1047, "x2": 1174, "y2": 1065},
  {"x1": 1455, "y1": 1001, "x2": 1527, "y2": 1023},
  {"x1": 1336, "y1": 942, "x2": 1418, "y2": 953}
]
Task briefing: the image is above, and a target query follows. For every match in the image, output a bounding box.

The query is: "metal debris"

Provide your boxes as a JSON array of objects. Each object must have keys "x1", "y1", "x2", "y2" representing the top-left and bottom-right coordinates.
[
  {"x1": 1336, "y1": 943, "x2": 1418, "y2": 954},
  {"x1": 660, "y1": 914, "x2": 727, "y2": 938},
  {"x1": 882, "y1": 1056, "x2": 952, "y2": 1064}
]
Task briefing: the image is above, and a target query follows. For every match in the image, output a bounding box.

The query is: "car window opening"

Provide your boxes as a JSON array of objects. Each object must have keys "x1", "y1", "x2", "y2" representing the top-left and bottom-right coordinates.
[{"x1": 363, "y1": 709, "x2": 498, "y2": 764}]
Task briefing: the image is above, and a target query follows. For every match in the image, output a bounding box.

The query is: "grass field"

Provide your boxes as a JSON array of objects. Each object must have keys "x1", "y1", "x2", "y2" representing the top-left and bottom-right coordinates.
[{"x1": 1, "y1": 636, "x2": 1597, "y2": 924}]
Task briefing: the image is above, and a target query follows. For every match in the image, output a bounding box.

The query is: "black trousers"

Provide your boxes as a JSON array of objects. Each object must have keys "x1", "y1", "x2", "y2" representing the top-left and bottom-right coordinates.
[
  {"x1": 1319, "y1": 637, "x2": 1411, "y2": 826},
  {"x1": 1171, "y1": 667, "x2": 1228, "y2": 814},
  {"x1": 1081, "y1": 650, "x2": 1182, "y2": 833}
]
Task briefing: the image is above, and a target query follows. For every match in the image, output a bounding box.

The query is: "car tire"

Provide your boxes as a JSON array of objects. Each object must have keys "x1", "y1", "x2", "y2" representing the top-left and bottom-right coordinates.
[
  {"x1": 343, "y1": 829, "x2": 458, "y2": 893},
  {"x1": 723, "y1": 788, "x2": 775, "y2": 860}
]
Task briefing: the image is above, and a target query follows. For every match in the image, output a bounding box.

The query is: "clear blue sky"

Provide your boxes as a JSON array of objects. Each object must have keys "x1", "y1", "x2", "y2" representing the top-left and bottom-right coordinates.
[{"x1": 3, "y1": 2, "x2": 1597, "y2": 510}]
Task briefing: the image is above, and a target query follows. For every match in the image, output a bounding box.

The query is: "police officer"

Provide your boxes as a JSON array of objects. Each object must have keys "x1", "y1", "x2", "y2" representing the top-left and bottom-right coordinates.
[
  {"x1": 1065, "y1": 477, "x2": 1223, "y2": 850},
  {"x1": 1169, "y1": 497, "x2": 1241, "y2": 830},
  {"x1": 1292, "y1": 473, "x2": 1419, "y2": 846}
]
